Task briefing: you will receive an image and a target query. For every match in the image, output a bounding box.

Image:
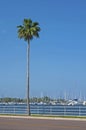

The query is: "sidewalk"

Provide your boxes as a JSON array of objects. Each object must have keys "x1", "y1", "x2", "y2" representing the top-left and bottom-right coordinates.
[{"x1": 0, "y1": 115, "x2": 86, "y2": 121}]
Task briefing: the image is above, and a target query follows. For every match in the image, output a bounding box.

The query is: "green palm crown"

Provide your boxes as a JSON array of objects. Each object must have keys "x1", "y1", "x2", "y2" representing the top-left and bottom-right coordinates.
[{"x1": 17, "y1": 19, "x2": 41, "y2": 41}]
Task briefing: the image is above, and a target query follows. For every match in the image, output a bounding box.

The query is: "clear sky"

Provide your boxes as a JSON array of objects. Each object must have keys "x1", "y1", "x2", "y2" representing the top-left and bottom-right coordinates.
[{"x1": 0, "y1": 0, "x2": 86, "y2": 99}]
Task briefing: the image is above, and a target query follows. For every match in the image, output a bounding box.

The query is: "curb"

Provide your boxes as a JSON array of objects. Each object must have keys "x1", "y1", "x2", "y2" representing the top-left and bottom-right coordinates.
[{"x1": 0, "y1": 115, "x2": 86, "y2": 121}]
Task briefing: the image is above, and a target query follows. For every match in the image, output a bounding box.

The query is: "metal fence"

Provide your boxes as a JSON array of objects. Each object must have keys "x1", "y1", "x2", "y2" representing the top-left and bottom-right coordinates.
[
  {"x1": 31, "y1": 105, "x2": 86, "y2": 116},
  {"x1": 0, "y1": 104, "x2": 86, "y2": 116}
]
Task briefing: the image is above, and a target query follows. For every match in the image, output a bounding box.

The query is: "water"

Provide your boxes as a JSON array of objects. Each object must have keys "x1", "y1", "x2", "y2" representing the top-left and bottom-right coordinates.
[{"x1": 0, "y1": 103, "x2": 86, "y2": 116}]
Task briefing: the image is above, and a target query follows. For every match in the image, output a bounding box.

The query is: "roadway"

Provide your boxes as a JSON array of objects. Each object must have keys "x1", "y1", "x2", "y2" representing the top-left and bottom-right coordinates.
[{"x1": 0, "y1": 116, "x2": 86, "y2": 130}]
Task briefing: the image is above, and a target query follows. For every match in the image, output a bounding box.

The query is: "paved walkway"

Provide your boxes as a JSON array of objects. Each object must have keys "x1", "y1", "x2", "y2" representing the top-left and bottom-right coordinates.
[{"x1": 0, "y1": 115, "x2": 86, "y2": 121}]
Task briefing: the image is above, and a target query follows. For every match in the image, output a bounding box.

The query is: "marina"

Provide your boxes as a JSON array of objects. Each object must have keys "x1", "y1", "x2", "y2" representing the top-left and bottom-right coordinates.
[{"x1": 0, "y1": 103, "x2": 86, "y2": 116}]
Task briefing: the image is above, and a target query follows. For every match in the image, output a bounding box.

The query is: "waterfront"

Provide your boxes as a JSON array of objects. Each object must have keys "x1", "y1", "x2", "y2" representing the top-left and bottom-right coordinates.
[{"x1": 0, "y1": 103, "x2": 86, "y2": 116}]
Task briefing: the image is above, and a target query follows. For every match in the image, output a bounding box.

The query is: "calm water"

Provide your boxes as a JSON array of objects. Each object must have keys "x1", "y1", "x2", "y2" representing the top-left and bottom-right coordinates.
[{"x1": 0, "y1": 104, "x2": 86, "y2": 116}]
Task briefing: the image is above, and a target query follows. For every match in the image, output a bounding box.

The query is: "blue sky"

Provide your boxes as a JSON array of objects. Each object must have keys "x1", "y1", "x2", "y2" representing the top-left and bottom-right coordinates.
[{"x1": 0, "y1": 0, "x2": 86, "y2": 99}]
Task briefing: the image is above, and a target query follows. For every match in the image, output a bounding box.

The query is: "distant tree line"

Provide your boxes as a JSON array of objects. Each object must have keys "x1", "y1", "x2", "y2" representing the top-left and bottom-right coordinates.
[
  {"x1": 0, "y1": 97, "x2": 26, "y2": 103},
  {"x1": 0, "y1": 96, "x2": 66, "y2": 103}
]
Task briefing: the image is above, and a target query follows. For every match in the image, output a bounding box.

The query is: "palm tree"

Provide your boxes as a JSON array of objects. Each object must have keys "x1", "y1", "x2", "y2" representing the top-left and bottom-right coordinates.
[{"x1": 17, "y1": 19, "x2": 40, "y2": 115}]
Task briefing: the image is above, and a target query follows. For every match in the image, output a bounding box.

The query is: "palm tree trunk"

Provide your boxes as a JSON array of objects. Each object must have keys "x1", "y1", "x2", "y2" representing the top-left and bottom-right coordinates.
[{"x1": 27, "y1": 39, "x2": 30, "y2": 115}]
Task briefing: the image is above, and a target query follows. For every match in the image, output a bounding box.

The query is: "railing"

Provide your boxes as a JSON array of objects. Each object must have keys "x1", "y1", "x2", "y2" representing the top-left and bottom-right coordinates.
[
  {"x1": 31, "y1": 105, "x2": 86, "y2": 116},
  {"x1": 0, "y1": 104, "x2": 86, "y2": 116}
]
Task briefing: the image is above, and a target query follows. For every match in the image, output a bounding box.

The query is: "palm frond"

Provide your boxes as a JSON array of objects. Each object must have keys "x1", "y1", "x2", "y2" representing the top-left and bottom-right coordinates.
[
  {"x1": 17, "y1": 18, "x2": 41, "y2": 41},
  {"x1": 32, "y1": 22, "x2": 39, "y2": 27},
  {"x1": 17, "y1": 25, "x2": 23, "y2": 28}
]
